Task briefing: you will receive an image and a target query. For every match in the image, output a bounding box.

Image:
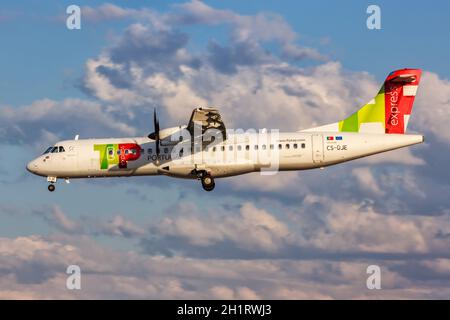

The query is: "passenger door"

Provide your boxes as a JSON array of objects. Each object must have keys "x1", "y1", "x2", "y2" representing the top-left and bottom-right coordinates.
[{"x1": 312, "y1": 134, "x2": 324, "y2": 163}]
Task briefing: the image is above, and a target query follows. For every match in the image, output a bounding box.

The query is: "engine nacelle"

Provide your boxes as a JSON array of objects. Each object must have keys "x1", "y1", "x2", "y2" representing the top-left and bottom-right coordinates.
[{"x1": 158, "y1": 125, "x2": 188, "y2": 145}]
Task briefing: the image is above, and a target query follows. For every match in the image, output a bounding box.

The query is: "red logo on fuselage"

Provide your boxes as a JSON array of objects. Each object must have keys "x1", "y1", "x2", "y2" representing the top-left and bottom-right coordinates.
[{"x1": 118, "y1": 143, "x2": 141, "y2": 168}]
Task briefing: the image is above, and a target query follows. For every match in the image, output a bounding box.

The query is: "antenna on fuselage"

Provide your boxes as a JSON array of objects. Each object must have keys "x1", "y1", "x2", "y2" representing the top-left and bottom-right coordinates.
[{"x1": 74, "y1": 134, "x2": 79, "y2": 140}]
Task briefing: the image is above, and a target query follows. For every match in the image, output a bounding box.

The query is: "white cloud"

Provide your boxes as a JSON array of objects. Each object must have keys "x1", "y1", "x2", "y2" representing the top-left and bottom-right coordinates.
[
  {"x1": 156, "y1": 202, "x2": 291, "y2": 252},
  {"x1": 413, "y1": 71, "x2": 450, "y2": 144},
  {"x1": 358, "y1": 147, "x2": 425, "y2": 165},
  {"x1": 47, "y1": 206, "x2": 83, "y2": 234},
  {"x1": 295, "y1": 195, "x2": 450, "y2": 254},
  {"x1": 352, "y1": 167, "x2": 384, "y2": 195},
  {"x1": 2, "y1": 233, "x2": 450, "y2": 299},
  {"x1": 100, "y1": 215, "x2": 146, "y2": 238},
  {"x1": 0, "y1": 98, "x2": 136, "y2": 146},
  {"x1": 81, "y1": 3, "x2": 168, "y2": 30},
  {"x1": 173, "y1": 0, "x2": 325, "y2": 61}
]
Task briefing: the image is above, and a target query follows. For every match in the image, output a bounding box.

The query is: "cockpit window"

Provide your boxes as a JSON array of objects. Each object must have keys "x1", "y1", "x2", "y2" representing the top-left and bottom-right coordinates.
[{"x1": 43, "y1": 145, "x2": 65, "y2": 154}]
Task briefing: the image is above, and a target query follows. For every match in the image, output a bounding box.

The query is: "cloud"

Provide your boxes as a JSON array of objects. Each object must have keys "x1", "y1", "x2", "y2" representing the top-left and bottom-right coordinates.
[
  {"x1": 33, "y1": 206, "x2": 83, "y2": 234},
  {"x1": 207, "y1": 40, "x2": 273, "y2": 74},
  {"x1": 209, "y1": 286, "x2": 260, "y2": 299},
  {"x1": 108, "y1": 23, "x2": 198, "y2": 74},
  {"x1": 82, "y1": 3, "x2": 136, "y2": 22},
  {"x1": 150, "y1": 202, "x2": 292, "y2": 253},
  {"x1": 0, "y1": 98, "x2": 136, "y2": 147},
  {"x1": 1, "y1": 233, "x2": 450, "y2": 299},
  {"x1": 413, "y1": 71, "x2": 450, "y2": 145},
  {"x1": 84, "y1": 44, "x2": 376, "y2": 132},
  {"x1": 27, "y1": 205, "x2": 146, "y2": 240},
  {"x1": 358, "y1": 147, "x2": 425, "y2": 166},
  {"x1": 172, "y1": 0, "x2": 326, "y2": 61},
  {"x1": 352, "y1": 167, "x2": 384, "y2": 195},
  {"x1": 29, "y1": 196, "x2": 450, "y2": 262},
  {"x1": 80, "y1": 2, "x2": 330, "y2": 124},
  {"x1": 295, "y1": 195, "x2": 433, "y2": 253},
  {"x1": 81, "y1": 3, "x2": 166, "y2": 30},
  {"x1": 98, "y1": 215, "x2": 146, "y2": 238},
  {"x1": 281, "y1": 43, "x2": 327, "y2": 61},
  {"x1": 0, "y1": 235, "x2": 80, "y2": 287},
  {"x1": 132, "y1": 197, "x2": 450, "y2": 260}
]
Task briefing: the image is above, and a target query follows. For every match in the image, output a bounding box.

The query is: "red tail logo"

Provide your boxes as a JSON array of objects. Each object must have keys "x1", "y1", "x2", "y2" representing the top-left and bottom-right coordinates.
[{"x1": 384, "y1": 69, "x2": 421, "y2": 134}]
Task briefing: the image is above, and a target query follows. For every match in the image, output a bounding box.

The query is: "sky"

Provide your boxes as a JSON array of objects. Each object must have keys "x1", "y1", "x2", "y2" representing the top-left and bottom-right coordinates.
[{"x1": 1, "y1": 0, "x2": 450, "y2": 299}]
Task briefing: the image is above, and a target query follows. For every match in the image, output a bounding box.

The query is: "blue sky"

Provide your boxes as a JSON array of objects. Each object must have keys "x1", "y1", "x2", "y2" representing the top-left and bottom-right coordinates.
[{"x1": 1, "y1": 1, "x2": 450, "y2": 299}]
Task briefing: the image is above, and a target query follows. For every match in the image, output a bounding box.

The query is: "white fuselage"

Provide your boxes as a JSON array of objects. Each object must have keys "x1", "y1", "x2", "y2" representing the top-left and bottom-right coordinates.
[{"x1": 26, "y1": 132, "x2": 424, "y2": 180}]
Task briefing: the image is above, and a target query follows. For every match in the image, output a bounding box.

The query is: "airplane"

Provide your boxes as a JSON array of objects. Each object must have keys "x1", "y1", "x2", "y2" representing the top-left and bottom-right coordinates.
[{"x1": 27, "y1": 68, "x2": 424, "y2": 192}]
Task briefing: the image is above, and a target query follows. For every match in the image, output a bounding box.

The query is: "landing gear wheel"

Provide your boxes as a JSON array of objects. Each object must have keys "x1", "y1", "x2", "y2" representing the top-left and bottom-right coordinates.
[
  {"x1": 48, "y1": 184, "x2": 55, "y2": 192},
  {"x1": 201, "y1": 175, "x2": 215, "y2": 192}
]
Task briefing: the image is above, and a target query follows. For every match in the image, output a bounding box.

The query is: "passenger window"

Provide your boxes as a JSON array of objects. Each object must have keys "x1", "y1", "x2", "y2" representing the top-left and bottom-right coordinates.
[
  {"x1": 270, "y1": 144, "x2": 274, "y2": 150},
  {"x1": 262, "y1": 145, "x2": 266, "y2": 150},
  {"x1": 245, "y1": 145, "x2": 250, "y2": 151},
  {"x1": 221, "y1": 146, "x2": 225, "y2": 151},
  {"x1": 293, "y1": 144, "x2": 298, "y2": 149},
  {"x1": 237, "y1": 145, "x2": 242, "y2": 151},
  {"x1": 301, "y1": 143, "x2": 306, "y2": 149},
  {"x1": 108, "y1": 149, "x2": 114, "y2": 156},
  {"x1": 286, "y1": 144, "x2": 290, "y2": 149},
  {"x1": 164, "y1": 148, "x2": 168, "y2": 154},
  {"x1": 117, "y1": 150, "x2": 121, "y2": 155},
  {"x1": 125, "y1": 150, "x2": 129, "y2": 155},
  {"x1": 229, "y1": 146, "x2": 233, "y2": 151},
  {"x1": 148, "y1": 148, "x2": 152, "y2": 154},
  {"x1": 278, "y1": 144, "x2": 282, "y2": 150},
  {"x1": 254, "y1": 145, "x2": 258, "y2": 150},
  {"x1": 131, "y1": 149, "x2": 136, "y2": 154},
  {"x1": 212, "y1": 147, "x2": 216, "y2": 152}
]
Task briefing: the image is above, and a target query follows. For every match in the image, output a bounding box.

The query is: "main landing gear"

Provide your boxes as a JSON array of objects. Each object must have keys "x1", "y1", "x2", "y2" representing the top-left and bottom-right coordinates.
[
  {"x1": 201, "y1": 174, "x2": 215, "y2": 191},
  {"x1": 192, "y1": 169, "x2": 215, "y2": 191}
]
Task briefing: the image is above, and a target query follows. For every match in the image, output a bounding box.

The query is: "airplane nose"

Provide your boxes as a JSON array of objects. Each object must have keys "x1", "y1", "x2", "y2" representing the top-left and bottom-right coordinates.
[{"x1": 26, "y1": 160, "x2": 38, "y2": 173}]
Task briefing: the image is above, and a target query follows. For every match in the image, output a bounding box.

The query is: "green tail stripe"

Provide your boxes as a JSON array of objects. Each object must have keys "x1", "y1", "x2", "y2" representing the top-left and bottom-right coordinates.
[{"x1": 338, "y1": 86, "x2": 385, "y2": 132}]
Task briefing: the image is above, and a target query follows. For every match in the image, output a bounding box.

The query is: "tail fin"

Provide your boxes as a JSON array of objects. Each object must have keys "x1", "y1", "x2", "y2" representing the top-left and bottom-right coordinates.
[{"x1": 304, "y1": 68, "x2": 422, "y2": 134}]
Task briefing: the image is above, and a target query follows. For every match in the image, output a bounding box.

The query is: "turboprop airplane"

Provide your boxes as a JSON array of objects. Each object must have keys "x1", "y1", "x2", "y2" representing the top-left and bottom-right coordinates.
[{"x1": 27, "y1": 68, "x2": 424, "y2": 192}]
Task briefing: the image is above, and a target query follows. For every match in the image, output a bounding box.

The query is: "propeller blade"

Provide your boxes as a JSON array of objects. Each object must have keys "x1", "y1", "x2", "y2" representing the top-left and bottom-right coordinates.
[{"x1": 149, "y1": 108, "x2": 160, "y2": 160}]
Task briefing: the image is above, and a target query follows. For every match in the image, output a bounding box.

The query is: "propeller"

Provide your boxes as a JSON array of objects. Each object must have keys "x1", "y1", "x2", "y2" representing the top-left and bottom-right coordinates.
[{"x1": 148, "y1": 109, "x2": 160, "y2": 162}]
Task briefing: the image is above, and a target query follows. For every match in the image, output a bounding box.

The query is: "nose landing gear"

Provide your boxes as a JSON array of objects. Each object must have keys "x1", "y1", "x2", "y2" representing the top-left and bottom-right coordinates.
[{"x1": 47, "y1": 176, "x2": 57, "y2": 192}]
